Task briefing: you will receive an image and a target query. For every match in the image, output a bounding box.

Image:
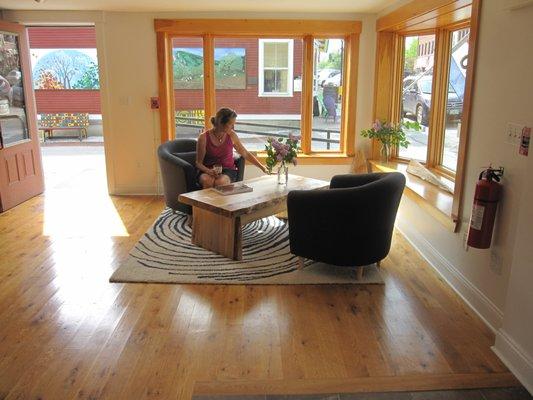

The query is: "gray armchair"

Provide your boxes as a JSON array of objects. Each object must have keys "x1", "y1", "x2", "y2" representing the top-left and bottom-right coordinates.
[
  {"x1": 287, "y1": 172, "x2": 405, "y2": 276},
  {"x1": 158, "y1": 138, "x2": 245, "y2": 214}
]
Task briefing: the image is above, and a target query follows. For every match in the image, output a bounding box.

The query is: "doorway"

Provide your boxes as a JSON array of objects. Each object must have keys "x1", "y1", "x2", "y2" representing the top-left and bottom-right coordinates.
[{"x1": 27, "y1": 26, "x2": 106, "y2": 193}]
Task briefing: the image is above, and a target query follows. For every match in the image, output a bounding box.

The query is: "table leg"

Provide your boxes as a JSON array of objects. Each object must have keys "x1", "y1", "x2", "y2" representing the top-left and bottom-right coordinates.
[{"x1": 191, "y1": 207, "x2": 242, "y2": 260}]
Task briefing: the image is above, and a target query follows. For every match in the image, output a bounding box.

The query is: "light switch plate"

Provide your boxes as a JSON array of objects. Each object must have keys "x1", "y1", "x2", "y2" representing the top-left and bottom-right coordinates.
[{"x1": 505, "y1": 122, "x2": 523, "y2": 146}]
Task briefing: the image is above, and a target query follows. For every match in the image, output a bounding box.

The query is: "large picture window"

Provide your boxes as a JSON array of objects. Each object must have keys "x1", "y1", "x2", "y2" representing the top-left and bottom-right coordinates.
[
  {"x1": 155, "y1": 19, "x2": 361, "y2": 158},
  {"x1": 394, "y1": 27, "x2": 471, "y2": 177},
  {"x1": 258, "y1": 39, "x2": 293, "y2": 97}
]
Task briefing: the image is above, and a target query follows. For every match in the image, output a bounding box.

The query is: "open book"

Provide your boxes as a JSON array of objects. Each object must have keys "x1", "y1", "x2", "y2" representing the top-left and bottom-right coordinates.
[{"x1": 213, "y1": 182, "x2": 253, "y2": 195}]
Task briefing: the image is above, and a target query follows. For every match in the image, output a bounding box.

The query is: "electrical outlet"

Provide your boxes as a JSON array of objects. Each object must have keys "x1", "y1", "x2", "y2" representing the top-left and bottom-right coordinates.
[
  {"x1": 490, "y1": 250, "x2": 503, "y2": 275},
  {"x1": 505, "y1": 123, "x2": 523, "y2": 146}
]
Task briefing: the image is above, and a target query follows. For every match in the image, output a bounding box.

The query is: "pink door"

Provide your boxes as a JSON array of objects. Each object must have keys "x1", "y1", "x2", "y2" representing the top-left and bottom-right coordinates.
[{"x1": 0, "y1": 20, "x2": 44, "y2": 212}]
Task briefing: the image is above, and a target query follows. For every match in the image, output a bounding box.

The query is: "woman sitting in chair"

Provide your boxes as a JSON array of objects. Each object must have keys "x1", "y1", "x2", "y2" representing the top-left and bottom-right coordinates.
[{"x1": 196, "y1": 107, "x2": 268, "y2": 189}]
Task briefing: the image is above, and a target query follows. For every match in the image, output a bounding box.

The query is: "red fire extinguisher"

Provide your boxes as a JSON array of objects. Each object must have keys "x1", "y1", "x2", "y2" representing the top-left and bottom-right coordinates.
[{"x1": 467, "y1": 167, "x2": 504, "y2": 249}]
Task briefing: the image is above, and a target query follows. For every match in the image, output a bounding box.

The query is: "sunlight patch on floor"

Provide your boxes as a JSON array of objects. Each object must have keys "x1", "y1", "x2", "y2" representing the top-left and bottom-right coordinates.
[{"x1": 41, "y1": 146, "x2": 129, "y2": 237}]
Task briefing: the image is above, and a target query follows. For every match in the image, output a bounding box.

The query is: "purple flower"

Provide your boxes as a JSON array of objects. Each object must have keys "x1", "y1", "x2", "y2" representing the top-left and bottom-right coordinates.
[
  {"x1": 276, "y1": 154, "x2": 283, "y2": 162},
  {"x1": 289, "y1": 133, "x2": 301, "y2": 142},
  {"x1": 372, "y1": 119, "x2": 382, "y2": 131}
]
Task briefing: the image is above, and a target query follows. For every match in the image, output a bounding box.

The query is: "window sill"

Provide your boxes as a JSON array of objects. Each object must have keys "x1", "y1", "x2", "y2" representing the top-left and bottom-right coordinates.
[
  {"x1": 368, "y1": 159, "x2": 457, "y2": 231},
  {"x1": 251, "y1": 152, "x2": 354, "y2": 165}
]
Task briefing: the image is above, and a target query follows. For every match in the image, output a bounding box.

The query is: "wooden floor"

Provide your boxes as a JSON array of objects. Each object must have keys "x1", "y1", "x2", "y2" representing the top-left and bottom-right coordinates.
[{"x1": 0, "y1": 147, "x2": 518, "y2": 399}]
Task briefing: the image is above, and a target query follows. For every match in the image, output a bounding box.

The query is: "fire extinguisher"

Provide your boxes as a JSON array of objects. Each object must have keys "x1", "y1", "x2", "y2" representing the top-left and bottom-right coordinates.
[{"x1": 467, "y1": 167, "x2": 504, "y2": 249}]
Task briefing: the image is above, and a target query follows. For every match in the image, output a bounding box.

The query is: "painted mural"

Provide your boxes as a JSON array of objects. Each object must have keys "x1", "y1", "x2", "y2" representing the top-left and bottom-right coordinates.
[
  {"x1": 30, "y1": 48, "x2": 99, "y2": 90},
  {"x1": 173, "y1": 47, "x2": 246, "y2": 90}
]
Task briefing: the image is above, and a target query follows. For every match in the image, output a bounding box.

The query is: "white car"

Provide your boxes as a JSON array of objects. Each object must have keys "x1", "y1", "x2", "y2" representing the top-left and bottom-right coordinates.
[
  {"x1": 322, "y1": 72, "x2": 341, "y2": 87},
  {"x1": 317, "y1": 68, "x2": 340, "y2": 86}
]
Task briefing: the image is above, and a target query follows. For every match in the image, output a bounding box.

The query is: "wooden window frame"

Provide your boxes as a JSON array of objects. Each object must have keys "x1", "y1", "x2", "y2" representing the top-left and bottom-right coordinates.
[
  {"x1": 372, "y1": 0, "x2": 481, "y2": 231},
  {"x1": 154, "y1": 19, "x2": 361, "y2": 158},
  {"x1": 258, "y1": 38, "x2": 294, "y2": 98}
]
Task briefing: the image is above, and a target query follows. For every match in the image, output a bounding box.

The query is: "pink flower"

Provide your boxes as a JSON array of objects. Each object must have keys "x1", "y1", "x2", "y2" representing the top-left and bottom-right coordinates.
[
  {"x1": 372, "y1": 119, "x2": 382, "y2": 131},
  {"x1": 289, "y1": 133, "x2": 301, "y2": 142}
]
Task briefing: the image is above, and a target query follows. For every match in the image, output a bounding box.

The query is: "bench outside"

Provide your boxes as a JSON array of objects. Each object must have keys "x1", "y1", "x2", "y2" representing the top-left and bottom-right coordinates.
[{"x1": 39, "y1": 113, "x2": 90, "y2": 142}]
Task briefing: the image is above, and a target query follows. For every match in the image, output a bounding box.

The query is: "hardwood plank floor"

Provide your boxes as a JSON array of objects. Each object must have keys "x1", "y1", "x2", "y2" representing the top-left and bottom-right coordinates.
[{"x1": 0, "y1": 147, "x2": 518, "y2": 399}]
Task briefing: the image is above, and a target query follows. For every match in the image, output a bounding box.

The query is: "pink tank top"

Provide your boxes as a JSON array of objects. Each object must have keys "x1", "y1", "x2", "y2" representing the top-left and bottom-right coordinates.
[{"x1": 203, "y1": 131, "x2": 236, "y2": 170}]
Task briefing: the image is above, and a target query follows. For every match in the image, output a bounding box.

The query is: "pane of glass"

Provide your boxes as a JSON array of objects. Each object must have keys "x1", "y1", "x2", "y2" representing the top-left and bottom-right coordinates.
[
  {"x1": 263, "y1": 41, "x2": 289, "y2": 68},
  {"x1": 400, "y1": 34, "x2": 436, "y2": 162},
  {"x1": 214, "y1": 37, "x2": 302, "y2": 151},
  {"x1": 172, "y1": 37, "x2": 205, "y2": 138},
  {"x1": 442, "y1": 28, "x2": 470, "y2": 171},
  {"x1": 264, "y1": 69, "x2": 288, "y2": 93},
  {"x1": 0, "y1": 33, "x2": 29, "y2": 146},
  {"x1": 312, "y1": 38, "x2": 343, "y2": 151}
]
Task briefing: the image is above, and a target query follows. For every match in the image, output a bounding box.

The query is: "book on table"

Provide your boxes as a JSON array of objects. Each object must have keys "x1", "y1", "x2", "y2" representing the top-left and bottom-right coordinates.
[{"x1": 213, "y1": 182, "x2": 253, "y2": 195}]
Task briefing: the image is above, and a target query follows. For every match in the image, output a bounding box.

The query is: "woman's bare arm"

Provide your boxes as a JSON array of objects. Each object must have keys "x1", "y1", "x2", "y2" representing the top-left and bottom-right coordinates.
[
  {"x1": 229, "y1": 131, "x2": 268, "y2": 173},
  {"x1": 195, "y1": 132, "x2": 216, "y2": 175}
]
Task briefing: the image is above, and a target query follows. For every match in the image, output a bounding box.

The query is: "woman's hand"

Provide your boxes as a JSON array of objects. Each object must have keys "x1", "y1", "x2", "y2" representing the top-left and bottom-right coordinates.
[
  {"x1": 260, "y1": 164, "x2": 269, "y2": 174},
  {"x1": 206, "y1": 169, "x2": 218, "y2": 177}
]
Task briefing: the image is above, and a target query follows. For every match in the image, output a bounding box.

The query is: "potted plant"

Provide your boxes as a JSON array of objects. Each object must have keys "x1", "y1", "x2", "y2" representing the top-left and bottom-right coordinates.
[
  {"x1": 265, "y1": 134, "x2": 300, "y2": 185},
  {"x1": 361, "y1": 119, "x2": 420, "y2": 162}
]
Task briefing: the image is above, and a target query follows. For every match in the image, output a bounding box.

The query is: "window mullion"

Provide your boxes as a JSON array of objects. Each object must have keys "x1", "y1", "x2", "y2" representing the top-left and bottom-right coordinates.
[
  {"x1": 300, "y1": 35, "x2": 313, "y2": 154},
  {"x1": 203, "y1": 34, "x2": 216, "y2": 127},
  {"x1": 427, "y1": 28, "x2": 450, "y2": 168}
]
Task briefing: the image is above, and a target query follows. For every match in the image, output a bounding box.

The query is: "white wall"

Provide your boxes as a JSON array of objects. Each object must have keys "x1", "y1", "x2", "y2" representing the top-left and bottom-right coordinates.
[
  {"x1": 4, "y1": 10, "x2": 375, "y2": 194},
  {"x1": 395, "y1": 0, "x2": 533, "y2": 391}
]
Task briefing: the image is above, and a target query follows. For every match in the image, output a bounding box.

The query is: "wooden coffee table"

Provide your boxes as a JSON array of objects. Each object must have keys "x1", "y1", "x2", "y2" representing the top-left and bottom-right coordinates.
[{"x1": 178, "y1": 174, "x2": 329, "y2": 260}]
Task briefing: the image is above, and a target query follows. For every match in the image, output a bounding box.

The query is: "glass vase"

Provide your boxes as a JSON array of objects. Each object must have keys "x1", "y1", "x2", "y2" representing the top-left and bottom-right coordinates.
[
  {"x1": 380, "y1": 142, "x2": 390, "y2": 163},
  {"x1": 277, "y1": 162, "x2": 289, "y2": 185}
]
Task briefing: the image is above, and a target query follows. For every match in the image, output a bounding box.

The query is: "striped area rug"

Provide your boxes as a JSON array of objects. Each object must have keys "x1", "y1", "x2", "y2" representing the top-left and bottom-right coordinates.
[{"x1": 110, "y1": 209, "x2": 384, "y2": 285}]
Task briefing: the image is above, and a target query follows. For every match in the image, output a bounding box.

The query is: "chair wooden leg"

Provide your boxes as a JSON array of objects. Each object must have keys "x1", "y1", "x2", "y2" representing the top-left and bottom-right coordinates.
[
  {"x1": 187, "y1": 215, "x2": 193, "y2": 228},
  {"x1": 297, "y1": 256, "x2": 305, "y2": 270},
  {"x1": 356, "y1": 266, "x2": 364, "y2": 280}
]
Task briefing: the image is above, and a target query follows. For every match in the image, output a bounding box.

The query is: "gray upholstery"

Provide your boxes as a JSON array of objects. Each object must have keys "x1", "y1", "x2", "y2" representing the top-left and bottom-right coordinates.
[
  {"x1": 158, "y1": 138, "x2": 245, "y2": 214},
  {"x1": 287, "y1": 172, "x2": 406, "y2": 266}
]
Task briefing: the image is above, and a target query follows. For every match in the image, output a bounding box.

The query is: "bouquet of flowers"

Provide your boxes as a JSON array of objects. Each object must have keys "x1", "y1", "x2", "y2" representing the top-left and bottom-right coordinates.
[{"x1": 264, "y1": 133, "x2": 300, "y2": 174}]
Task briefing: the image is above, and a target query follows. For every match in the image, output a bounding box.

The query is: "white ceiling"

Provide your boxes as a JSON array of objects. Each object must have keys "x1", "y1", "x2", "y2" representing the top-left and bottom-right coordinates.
[{"x1": 0, "y1": 0, "x2": 398, "y2": 13}]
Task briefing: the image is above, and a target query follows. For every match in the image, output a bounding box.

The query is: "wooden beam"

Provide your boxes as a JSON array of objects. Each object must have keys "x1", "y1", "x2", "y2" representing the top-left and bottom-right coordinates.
[
  {"x1": 156, "y1": 31, "x2": 175, "y2": 143},
  {"x1": 341, "y1": 33, "x2": 359, "y2": 156},
  {"x1": 155, "y1": 19, "x2": 362, "y2": 36},
  {"x1": 452, "y1": 0, "x2": 481, "y2": 227},
  {"x1": 427, "y1": 28, "x2": 450, "y2": 168},
  {"x1": 300, "y1": 36, "x2": 314, "y2": 154},
  {"x1": 377, "y1": 0, "x2": 472, "y2": 32},
  {"x1": 203, "y1": 34, "x2": 216, "y2": 127}
]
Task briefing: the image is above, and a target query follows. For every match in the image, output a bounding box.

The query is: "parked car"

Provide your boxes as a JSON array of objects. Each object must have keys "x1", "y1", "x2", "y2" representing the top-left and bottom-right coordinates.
[
  {"x1": 322, "y1": 71, "x2": 341, "y2": 87},
  {"x1": 317, "y1": 68, "x2": 340, "y2": 86},
  {"x1": 402, "y1": 75, "x2": 463, "y2": 126}
]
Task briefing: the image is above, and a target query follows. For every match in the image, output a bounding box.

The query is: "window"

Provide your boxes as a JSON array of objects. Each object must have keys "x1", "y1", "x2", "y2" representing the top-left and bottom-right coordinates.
[
  {"x1": 441, "y1": 28, "x2": 470, "y2": 171},
  {"x1": 373, "y1": 0, "x2": 479, "y2": 226},
  {"x1": 312, "y1": 38, "x2": 344, "y2": 151},
  {"x1": 400, "y1": 34, "x2": 436, "y2": 162},
  {"x1": 215, "y1": 37, "x2": 302, "y2": 151},
  {"x1": 172, "y1": 36, "x2": 205, "y2": 138},
  {"x1": 156, "y1": 19, "x2": 361, "y2": 158},
  {"x1": 258, "y1": 39, "x2": 293, "y2": 97}
]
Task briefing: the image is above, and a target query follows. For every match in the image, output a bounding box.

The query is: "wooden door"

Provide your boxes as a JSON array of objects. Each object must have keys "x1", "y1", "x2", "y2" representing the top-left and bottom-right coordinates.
[{"x1": 0, "y1": 20, "x2": 44, "y2": 212}]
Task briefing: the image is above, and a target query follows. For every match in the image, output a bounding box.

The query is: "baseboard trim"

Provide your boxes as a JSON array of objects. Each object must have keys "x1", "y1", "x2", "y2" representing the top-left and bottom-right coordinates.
[
  {"x1": 193, "y1": 373, "x2": 519, "y2": 395},
  {"x1": 493, "y1": 330, "x2": 533, "y2": 395},
  {"x1": 396, "y1": 219, "x2": 503, "y2": 333}
]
